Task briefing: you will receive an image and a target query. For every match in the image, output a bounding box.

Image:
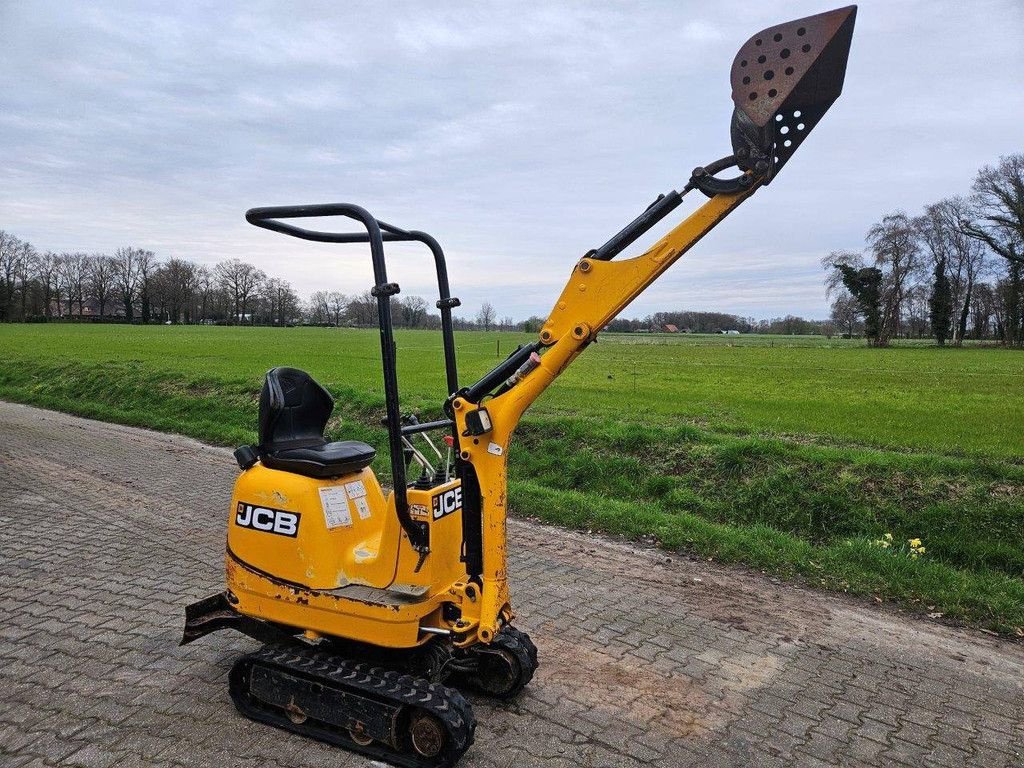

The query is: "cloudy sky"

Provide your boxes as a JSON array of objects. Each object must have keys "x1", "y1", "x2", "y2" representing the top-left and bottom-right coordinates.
[{"x1": 2, "y1": 1, "x2": 1021, "y2": 321}]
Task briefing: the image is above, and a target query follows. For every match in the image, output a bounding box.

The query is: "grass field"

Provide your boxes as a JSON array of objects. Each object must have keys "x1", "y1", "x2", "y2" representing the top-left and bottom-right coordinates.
[{"x1": 2, "y1": 324, "x2": 1023, "y2": 634}]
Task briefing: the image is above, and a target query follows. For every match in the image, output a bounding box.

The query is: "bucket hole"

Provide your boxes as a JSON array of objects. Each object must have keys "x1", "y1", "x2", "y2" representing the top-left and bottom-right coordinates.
[
  {"x1": 741, "y1": 59, "x2": 747, "y2": 67},
  {"x1": 773, "y1": 33, "x2": 783, "y2": 42},
  {"x1": 785, "y1": 66, "x2": 794, "y2": 75},
  {"x1": 793, "y1": 110, "x2": 802, "y2": 118},
  {"x1": 757, "y1": 54, "x2": 766, "y2": 63},
  {"x1": 780, "y1": 126, "x2": 789, "y2": 134},
  {"x1": 780, "y1": 48, "x2": 790, "y2": 59},
  {"x1": 742, "y1": 76, "x2": 751, "y2": 85},
  {"x1": 763, "y1": 70, "x2": 774, "y2": 81},
  {"x1": 775, "y1": 114, "x2": 783, "y2": 122},
  {"x1": 797, "y1": 27, "x2": 806, "y2": 36},
  {"x1": 755, "y1": 38, "x2": 763, "y2": 46},
  {"x1": 768, "y1": 88, "x2": 777, "y2": 97},
  {"x1": 801, "y1": 43, "x2": 811, "y2": 53},
  {"x1": 784, "y1": 139, "x2": 792, "y2": 147},
  {"x1": 797, "y1": 123, "x2": 805, "y2": 131},
  {"x1": 748, "y1": 92, "x2": 758, "y2": 100}
]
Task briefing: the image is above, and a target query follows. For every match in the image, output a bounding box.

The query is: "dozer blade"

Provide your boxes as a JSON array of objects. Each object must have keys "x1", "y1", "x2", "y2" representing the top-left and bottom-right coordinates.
[{"x1": 729, "y1": 5, "x2": 857, "y2": 180}]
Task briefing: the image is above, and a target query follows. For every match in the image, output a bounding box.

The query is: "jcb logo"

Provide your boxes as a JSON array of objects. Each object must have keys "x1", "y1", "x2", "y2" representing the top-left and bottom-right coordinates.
[
  {"x1": 431, "y1": 487, "x2": 462, "y2": 520},
  {"x1": 235, "y1": 502, "x2": 300, "y2": 537}
]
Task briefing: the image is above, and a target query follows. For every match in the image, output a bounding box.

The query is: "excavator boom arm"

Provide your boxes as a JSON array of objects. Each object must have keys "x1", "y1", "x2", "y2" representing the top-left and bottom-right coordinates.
[{"x1": 450, "y1": 5, "x2": 857, "y2": 643}]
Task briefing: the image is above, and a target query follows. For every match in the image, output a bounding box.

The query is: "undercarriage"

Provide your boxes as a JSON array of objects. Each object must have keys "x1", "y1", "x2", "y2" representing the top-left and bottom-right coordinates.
[{"x1": 184, "y1": 593, "x2": 538, "y2": 768}]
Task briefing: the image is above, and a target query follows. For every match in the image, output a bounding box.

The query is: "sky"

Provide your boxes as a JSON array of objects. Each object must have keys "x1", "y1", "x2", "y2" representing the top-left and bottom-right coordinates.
[{"x1": 1, "y1": 0, "x2": 1022, "y2": 322}]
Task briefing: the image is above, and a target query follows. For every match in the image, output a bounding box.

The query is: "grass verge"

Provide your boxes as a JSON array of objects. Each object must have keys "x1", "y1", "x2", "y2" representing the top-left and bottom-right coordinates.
[{"x1": 1, "y1": 358, "x2": 1022, "y2": 635}]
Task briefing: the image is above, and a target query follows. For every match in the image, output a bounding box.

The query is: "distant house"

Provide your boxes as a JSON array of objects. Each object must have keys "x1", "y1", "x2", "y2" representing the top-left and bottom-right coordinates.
[
  {"x1": 721, "y1": 329, "x2": 740, "y2": 335},
  {"x1": 663, "y1": 323, "x2": 679, "y2": 333}
]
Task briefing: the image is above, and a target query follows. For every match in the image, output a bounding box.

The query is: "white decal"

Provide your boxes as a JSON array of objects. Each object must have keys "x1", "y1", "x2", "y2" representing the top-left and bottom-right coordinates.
[
  {"x1": 487, "y1": 442, "x2": 504, "y2": 456},
  {"x1": 319, "y1": 486, "x2": 353, "y2": 529},
  {"x1": 344, "y1": 480, "x2": 367, "y2": 499},
  {"x1": 354, "y1": 496, "x2": 372, "y2": 520}
]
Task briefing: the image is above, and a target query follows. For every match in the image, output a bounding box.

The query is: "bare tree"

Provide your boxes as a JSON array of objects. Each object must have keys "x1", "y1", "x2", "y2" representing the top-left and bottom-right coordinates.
[
  {"x1": 153, "y1": 258, "x2": 197, "y2": 322},
  {"x1": 904, "y1": 282, "x2": 930, "y2": 339},
  {"x1": 35, "y1": 251, "x2": 59, "y2": 317},
  {"x1": 917, "y1": 198, "x2": 987, "y2": 345},
  {"x1": 58, "y1": 252, "x2": 89, "y2": 317},
  {"x1": 277, "y1": 282, "x2": 302, "y2": 325},
  {"x1": 0, "y1": 230, "x2": 22, "y2": 320},
  {"x1": 399, "y1": 295, "x2": 429, "y2": 328},
  {"x1": 194, "y1": 265, "x2": 215, "y2": 322},
  {"x1": 261, "y1": 277, "x2": 301, "y2": 325},
  {"x1": 970, "y1": 282, "x2": 997, "y2": 339},
  {"x1": 962, "y1": 153, "x2": 1024, "y2": 266},
  {"x1": 866, "y1": 212, "x2": 922, "y2": 339},
  {"x1": 305, "y1": 290, "x2": 331, "y2": 325},
  {"x1": 475, "y1": 301, "x2": 496, "y2": 331},
  {"x1": 215, "y1": 258, "x2": 265, "y2": 323},
  {"x1": 16, "y1": 240, "x2": 36, "y2": 320},
  {"x1": 347, "y1": 290, "x2": 377, "y2": 326},
  {"x1": 326, "y1": 291, "x2": 349, "y2": 326},
  {"x1": 821, "y1": 250, "x2": 864, "y2": 299},
  {"x1": 830, "y1": 293, "x2": 861, "y2": 337},
  {"x1": 113, "y1": 246, "x2": 147, "y2": 321},
  {"x1": 136, "y1": 249, "x2": 158, "y2": 322},
  {"x1": 87, "y1": 254, "x2": 117, "y2": 317}
]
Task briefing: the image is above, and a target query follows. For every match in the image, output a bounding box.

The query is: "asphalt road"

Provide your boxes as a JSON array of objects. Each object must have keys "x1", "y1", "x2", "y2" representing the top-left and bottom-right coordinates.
[{"x1": 1, "y1": 401, "x2": 1023, "y2": 767}]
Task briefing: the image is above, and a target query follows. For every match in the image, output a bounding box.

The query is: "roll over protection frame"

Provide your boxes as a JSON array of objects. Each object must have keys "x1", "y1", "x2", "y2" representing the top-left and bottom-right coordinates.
[{"x1": 245, "y1": 203, "x2": 462, "y2": 552}]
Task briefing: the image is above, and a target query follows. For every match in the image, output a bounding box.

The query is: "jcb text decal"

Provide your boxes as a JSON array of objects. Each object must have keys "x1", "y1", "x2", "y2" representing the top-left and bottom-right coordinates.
[
  {"x1": 431, "y1": 487, "x2": 462, "y2": 520},
  {"x1": 235, "y1": 502, "x2": 301, "y2": 537}
]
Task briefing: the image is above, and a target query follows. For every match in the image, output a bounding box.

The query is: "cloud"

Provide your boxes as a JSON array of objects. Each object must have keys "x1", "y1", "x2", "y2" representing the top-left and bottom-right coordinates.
[{"x1": 0, "y1": 0, "x2": 1021, "y2": 321}]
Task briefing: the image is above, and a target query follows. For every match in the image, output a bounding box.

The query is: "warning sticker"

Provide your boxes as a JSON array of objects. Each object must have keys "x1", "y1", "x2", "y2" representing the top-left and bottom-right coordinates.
[
  {"x1": 345, "y1": 480, "x2": 367, "y2": 499},
  {"x1": 354, "y1": 496, "x2": 372, "y2": 520},
  {"x1": 319, "y1": 486, "x2": 353, "y2": 529}
]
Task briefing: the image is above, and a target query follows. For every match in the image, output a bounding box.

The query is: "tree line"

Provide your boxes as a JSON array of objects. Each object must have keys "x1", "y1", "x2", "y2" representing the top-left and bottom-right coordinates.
[
  {"x1": 822, "y1": 153, "x2": 1024, "y2": 347},
  {"x1": 0, "y1": 241, "x2": 525, "y2": 331},
  {"x1": 599, "y1": 311, "x2": 831, "y2": 336},
  {"x1": 0, "y1": 241, "x2": 453, "y2": 328},
  {"x1": 0, "y1": 241, "x2": 307, "y2": 325},
  {"x1": 0, "y1": 234, "x2": 889, "y2": 337}
]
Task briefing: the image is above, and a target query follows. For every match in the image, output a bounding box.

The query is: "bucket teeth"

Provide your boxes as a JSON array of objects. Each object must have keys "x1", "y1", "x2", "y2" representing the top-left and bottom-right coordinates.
[{"x1": 729, "y1": 5, "x2": 857, "y2": 178}]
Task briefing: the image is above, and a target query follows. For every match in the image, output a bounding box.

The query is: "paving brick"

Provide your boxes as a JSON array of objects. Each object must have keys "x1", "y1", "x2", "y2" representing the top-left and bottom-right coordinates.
[{"x1": 2, "y1": 401, "x2": 1023, "y2": 768}]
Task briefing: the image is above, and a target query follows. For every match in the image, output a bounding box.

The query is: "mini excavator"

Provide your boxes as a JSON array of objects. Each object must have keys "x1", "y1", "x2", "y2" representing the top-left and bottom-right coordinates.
[{"x1": 183, "y1": 7, "x2": 857, "y2": 766}]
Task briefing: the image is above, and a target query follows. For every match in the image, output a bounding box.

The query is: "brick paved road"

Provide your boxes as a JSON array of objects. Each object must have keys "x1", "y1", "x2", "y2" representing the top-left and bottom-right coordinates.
[{"x1": 2, "y1": 401, "x2": 1023, "y2": 768}]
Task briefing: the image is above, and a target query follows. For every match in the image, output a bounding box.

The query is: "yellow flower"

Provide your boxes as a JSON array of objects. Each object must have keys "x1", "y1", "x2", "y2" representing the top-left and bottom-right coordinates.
[
  {"x1": 908, "y1": 538, "x2": 922, "y2": 548},
  {"x1": 883, "y1": 533, "x2": 893, "y2": 541},
  {"x1": 917, "y1": 546, "x2": 926, "y2": 554}
]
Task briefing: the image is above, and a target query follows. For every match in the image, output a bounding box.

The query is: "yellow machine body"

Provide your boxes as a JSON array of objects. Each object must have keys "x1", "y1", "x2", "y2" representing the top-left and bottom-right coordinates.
[{"x1": 226, "y1": 463, "x2": 484, "y2": 648}]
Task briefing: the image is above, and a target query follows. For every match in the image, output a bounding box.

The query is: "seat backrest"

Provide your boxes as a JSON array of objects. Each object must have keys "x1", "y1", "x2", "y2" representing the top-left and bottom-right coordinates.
[{"x1": 258, "y1": 367, "x2": 335, "y2": 451}]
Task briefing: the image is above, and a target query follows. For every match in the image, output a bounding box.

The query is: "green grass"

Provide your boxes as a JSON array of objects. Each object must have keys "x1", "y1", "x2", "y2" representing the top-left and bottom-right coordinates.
[{"x1": 1, "y1": 324, "x2": 1022, "y2": 634}]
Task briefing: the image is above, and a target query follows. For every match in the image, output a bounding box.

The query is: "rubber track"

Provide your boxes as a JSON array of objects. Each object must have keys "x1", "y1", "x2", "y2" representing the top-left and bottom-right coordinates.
[{"x1": 229, "y1": 643, "x2": 476, "y2": 768}]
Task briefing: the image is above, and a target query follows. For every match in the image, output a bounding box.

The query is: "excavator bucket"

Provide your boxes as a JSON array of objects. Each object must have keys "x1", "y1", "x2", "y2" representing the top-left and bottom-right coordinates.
[{"x1": 729, "y1": 5, "x2": 857, "y2": 181}]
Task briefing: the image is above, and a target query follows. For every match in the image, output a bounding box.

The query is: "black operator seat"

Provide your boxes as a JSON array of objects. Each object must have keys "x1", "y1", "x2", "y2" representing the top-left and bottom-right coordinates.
[{"x1": 257, "y1": 367, "x2": 376, "y2": 479}]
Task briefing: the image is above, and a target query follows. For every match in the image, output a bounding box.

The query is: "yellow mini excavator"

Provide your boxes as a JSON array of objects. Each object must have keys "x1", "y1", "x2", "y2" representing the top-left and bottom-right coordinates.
[{"x1": 182, "y1": 7, "x2": 857, "y2": 766}]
